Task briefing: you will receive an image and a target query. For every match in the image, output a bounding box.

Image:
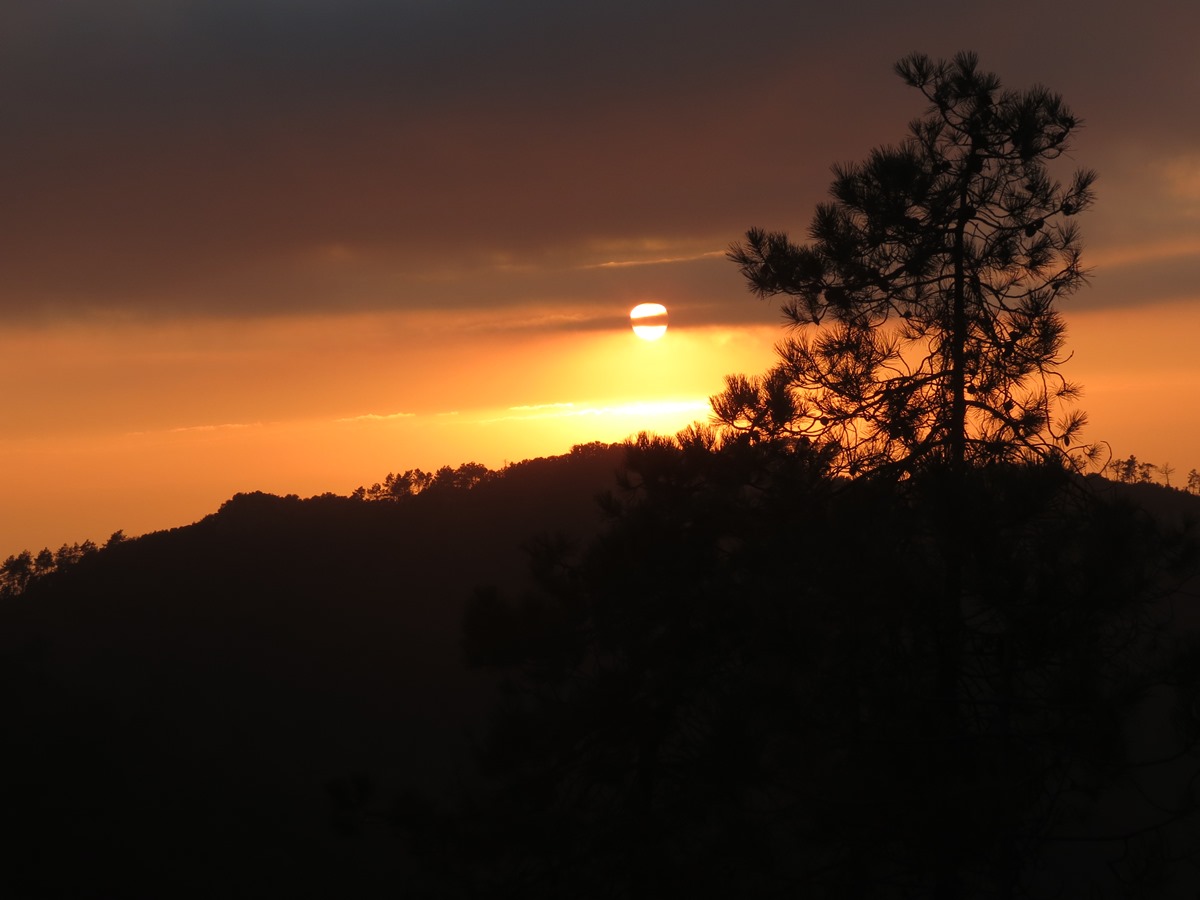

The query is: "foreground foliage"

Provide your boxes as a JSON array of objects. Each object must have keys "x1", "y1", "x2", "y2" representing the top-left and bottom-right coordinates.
[{"x1": 427, "y1": 429, "x2": 1200, "y2": 898}]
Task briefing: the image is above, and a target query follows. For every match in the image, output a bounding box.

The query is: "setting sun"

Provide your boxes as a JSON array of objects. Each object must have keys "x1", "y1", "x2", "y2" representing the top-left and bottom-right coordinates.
[{"x1": 630, "y1": 302, "x2": 669, "y2": 341}]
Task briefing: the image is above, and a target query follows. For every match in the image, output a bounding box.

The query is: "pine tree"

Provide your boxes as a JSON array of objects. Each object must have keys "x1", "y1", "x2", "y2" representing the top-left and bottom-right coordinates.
[{"x1": 715, "y1": 52, "x2": 1096, "y2": 477}]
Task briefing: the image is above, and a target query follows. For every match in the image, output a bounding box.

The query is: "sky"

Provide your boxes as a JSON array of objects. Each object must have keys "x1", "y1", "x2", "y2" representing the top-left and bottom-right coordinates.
[{"x1": 3, "y1": 0, "x2": 1199, "y2": 556}]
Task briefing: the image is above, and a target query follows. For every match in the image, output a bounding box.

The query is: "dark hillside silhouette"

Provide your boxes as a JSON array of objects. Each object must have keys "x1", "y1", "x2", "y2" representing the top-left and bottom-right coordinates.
[
  {"x1": 438, "y1": 431, "x2": 1200, "y2": 898},
  {"x1": 0, "y1": 444, "x2": 625, "y2": 899},
  {"x1": 0, "y1": 434, "x2": 1196, "y2": 898}
]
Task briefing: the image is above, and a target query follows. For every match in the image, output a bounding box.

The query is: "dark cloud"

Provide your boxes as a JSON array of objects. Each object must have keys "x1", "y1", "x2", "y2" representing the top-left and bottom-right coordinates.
[
  {"x1": 3, "y1": 1, "x2": 1197, "y2": 320},
  {"x1": 1087, "y1": 253, "x2": 1200, "y2": 309}
]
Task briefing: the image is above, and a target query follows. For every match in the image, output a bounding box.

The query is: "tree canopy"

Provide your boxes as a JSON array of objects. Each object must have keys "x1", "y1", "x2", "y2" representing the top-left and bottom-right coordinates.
[{"x1": 714, "y1": 51, "x2": 1097, "y2": 477}]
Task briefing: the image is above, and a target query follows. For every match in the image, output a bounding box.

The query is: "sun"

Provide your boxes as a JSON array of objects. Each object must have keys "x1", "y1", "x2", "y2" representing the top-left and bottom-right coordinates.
[{"x1": 630, "y1": 303, "x2": 668, "y2": 341}]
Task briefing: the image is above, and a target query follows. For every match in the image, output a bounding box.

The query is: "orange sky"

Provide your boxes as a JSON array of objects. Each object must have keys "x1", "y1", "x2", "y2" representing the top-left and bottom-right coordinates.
[{"x1": 3, "y1": 1, "x2": 1200, "y2": 557}]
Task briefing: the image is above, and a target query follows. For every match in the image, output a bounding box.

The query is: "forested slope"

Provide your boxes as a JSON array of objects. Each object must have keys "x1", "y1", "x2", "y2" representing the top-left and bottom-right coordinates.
[{"x1": 0, "y1": 444, "x2": 624, "y2": 899}]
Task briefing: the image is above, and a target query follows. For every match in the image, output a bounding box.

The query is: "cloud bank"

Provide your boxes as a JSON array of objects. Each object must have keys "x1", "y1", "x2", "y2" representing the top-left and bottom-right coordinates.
[{"x1": 4, "y1": 1, "x2": 1196, "y2": 324}]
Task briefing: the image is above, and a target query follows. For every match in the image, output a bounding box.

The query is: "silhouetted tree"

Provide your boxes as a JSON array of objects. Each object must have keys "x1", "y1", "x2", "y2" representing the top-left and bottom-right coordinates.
[
  {"x1": 353, "y1": 462, "x2": 497, "y2": 501},
  {"x1": 430, "y1": 461, "x2": 494, "y2": 492},
  {"x1": 715, "y1": 51, "x2": 1096, "y2": 477},
  {"x1": 0, "y1": 540, "x2": 101, "y2": 598},
  {"x1": 53, "y1": 540, "x2": 97, "y2": 568},
  {"x1": 353, "y1": 468, "x2": 435, "y2": 501},
  {"x1": 1114, "y1": 453, "x2": 1141, "y2": 484},
  {"x1": 1188, "y1": 468, "x2": 1200, "y2": 495},
  {"x1": 712, "y1": 55, "x2": 1107, "y2": 897},
  {"x1": 0, "y1": 550, "x2": 34, "y2": 597},
  {"x1": 568, "y1": 441, "x2": 616, "y2": 459}
]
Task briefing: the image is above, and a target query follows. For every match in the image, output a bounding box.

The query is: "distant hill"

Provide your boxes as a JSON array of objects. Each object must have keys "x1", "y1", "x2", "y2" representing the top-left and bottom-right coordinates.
[{"x1": 0, "y1": 443, "x2": 626, "y2": 899}]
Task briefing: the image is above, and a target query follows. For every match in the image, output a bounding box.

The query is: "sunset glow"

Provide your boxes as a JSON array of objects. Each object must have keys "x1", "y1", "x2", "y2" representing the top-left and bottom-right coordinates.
[{"x1": 2, "y1": 2, "x2": 1199, "y2": 558}]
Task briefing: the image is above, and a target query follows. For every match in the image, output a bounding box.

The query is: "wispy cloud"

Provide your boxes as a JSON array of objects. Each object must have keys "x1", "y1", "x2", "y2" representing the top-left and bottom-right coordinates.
[
  {"x1": 1090, "y1": 237, "x2": 1200, "y2": 270},
  {"x1": 582, "y1": 250, "x2": 726, "y2": 270},
  {"x1": 459, "y1": 311, "x2": 627, "y2": 335},
  {"x1": 168, "y1": 422, "x2": 263, "y2": 433},
  {"x1": 508, "y1": 402, "x2": 577, "y2": 412},
  {"x1": 334, "y1": 412, "x2": 416, "y2": 423}
]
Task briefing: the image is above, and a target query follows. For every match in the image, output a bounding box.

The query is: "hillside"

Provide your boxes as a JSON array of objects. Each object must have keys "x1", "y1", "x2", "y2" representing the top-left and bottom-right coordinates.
[
  {"x1": 2, "y1": 445, "x2": 1200, "y2": 899},
  {"x1": 0, "y1": 444, "x2": 626, "y2": 899}
]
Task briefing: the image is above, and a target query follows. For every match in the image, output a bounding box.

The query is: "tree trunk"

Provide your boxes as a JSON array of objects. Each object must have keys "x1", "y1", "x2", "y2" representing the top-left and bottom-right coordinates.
[
  {"x1": 933, "y1": 182, "x2": 972, "y2": 900},
  {"x1": 950, "y1": 188, "x2": 969, "y2": 475}
]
